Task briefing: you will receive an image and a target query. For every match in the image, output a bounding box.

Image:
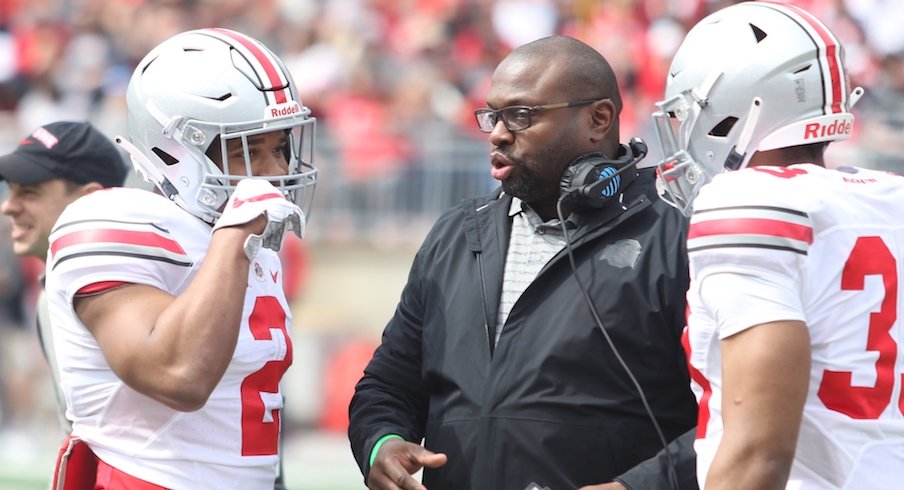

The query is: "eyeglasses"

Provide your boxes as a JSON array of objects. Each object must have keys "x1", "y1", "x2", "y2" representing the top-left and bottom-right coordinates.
[{"x1": 474, "y1": 99, "x2": 605, "y2": 133}]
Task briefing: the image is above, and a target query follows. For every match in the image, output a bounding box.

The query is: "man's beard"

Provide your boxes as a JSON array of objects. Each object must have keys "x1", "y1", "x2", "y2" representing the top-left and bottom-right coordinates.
[
  {"x1": 501, "y1": 169, "x2": 534, "y2": 200},
  {"x1": 502, "y1": 161, "x2": 562, "y2": 204}
]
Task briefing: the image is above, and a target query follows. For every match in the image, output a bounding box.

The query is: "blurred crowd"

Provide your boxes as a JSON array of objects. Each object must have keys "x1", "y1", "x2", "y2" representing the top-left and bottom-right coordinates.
[
  {"x1": 0, "y1": 0, "x2": 903, "y2": 171},
  {"x1": 1, "y1": 0, "x2": 904, "y2": 467}
]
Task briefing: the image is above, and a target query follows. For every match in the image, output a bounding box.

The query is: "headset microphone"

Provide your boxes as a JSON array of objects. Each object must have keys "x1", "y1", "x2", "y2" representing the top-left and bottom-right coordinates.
[{"x1": 559, "y1": 137, "x2": 648, "y2": 209}]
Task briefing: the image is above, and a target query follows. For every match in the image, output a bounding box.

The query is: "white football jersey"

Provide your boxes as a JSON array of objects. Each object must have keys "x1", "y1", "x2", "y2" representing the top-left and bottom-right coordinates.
[
  {"x1": 685, "y1": 164, "x2": 904, "y2": 489},
  {"x1": 46, "y1": 188, "x2": 293, "y2": 490}
]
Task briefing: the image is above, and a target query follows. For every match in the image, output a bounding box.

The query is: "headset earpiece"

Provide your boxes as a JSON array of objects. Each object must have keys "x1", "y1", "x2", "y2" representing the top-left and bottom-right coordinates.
[
  {"x1": 559, "y1": 152, "x2": 618, "y2": 208},
  {"x1": 559, "y1": 137, "x2": 647, "y2": 209}
]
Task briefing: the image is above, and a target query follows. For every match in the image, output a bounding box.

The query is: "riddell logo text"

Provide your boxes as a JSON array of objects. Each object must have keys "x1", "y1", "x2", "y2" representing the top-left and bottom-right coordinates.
[
  {"x1": 803, "y1": 118, "x2": 851, "y2": 140},
  {"x1": 269, "y1": 103, "x2": 300, "y2": 118}
]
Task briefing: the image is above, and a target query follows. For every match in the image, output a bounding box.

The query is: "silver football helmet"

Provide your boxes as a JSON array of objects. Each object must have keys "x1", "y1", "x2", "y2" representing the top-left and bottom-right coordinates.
[
  {"x1": 118, "y1": 28, "x2": 317, "y2": 224},
  {"x1": 652, "y1": 1, "x2": 864, "y2": 216}
]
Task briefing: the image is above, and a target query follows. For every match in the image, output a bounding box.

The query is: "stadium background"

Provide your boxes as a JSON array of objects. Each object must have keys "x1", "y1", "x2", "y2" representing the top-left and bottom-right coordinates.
[{"x1": 0, "y1": 0, "x2": 902, "y2": 488}]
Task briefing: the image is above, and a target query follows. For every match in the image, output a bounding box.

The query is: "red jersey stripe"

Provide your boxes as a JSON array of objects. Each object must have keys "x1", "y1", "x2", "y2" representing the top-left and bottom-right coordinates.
[
  {"x1": 682, "y1": 326, "x2": 711, "y2": 439},
  {"x1": 51, "y1": 229, "x2": 187, "y2": 257},
  {"x1": 76, "y1": 281, "x2": 129, "y2": 296},
  {"x1": 689, "y1": 217, "x2": 814, "y2": 244},
  {"x1": 211, "y1": 28, "x2": 288, "y2": 104}
]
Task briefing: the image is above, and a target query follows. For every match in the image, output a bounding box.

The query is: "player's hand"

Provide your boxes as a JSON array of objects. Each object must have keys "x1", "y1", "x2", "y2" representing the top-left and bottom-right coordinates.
[
  {"x1": 212, "y1": 179, "x2": 305, "y2": 259},
  {"x1": 367, "y1": 438, "x2": 447, "y2": 490}
]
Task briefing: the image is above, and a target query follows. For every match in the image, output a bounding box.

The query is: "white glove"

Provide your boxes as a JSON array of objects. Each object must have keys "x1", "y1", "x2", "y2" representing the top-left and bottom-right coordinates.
[{"x1": 212, "y1": 179, "x2": 305, "y2": 260}]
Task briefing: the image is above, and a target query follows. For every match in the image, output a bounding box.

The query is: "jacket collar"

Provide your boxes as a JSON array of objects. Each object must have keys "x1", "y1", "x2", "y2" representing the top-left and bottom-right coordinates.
[{"x1": 462, "y1": 167, "x2": 658, "y2": 253}]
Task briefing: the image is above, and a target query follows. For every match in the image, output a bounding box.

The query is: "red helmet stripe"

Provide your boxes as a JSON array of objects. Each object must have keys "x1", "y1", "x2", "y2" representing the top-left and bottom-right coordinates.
[
  {"x1": 762, "y1": 2, "x2": 846, "y2": 115},
  {"x1": 781, "y1": 3, "x2": 844, "y2": 113},
  {"x1": 208, "y1": 28, "x2": 289, "y2": 105}
]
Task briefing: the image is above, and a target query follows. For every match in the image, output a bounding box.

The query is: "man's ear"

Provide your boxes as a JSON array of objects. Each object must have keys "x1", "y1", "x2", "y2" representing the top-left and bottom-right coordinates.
[
  {"x1": 589, "y1": 98, "x2": 617, "y2": 143},
  {"x1": 80, "y1": 182, "x2": 104, "y2": 196}
]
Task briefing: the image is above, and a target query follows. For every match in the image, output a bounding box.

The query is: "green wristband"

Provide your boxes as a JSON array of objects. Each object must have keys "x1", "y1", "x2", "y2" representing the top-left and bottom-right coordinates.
[{"x1": 369, "y1": 434, "x2": 404, "y2": 467}]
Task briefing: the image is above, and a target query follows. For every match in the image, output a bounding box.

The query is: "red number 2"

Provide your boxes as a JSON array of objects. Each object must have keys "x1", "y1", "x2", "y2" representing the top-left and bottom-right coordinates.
[
  {"x1": 241, "y1": 296, "x2": 293, "y2": 456},
  {"x1": 817, "y1": 236, "x2": 899, "y2": 419}
]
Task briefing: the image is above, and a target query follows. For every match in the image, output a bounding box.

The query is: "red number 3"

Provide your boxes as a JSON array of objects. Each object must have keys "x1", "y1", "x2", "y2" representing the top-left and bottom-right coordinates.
[
  {"x1": 751, "y1": 166, "x2": 808, "y2": 178},
  {"x1": 241, "y1": 296, "x2": 293, "y2": 456},
  {"x1": 817, "y1": 236, "x2": 899, "y2": 419}
]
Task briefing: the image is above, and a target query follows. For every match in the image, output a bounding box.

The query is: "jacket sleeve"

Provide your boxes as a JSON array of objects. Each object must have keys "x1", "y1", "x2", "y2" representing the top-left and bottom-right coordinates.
[
  {"x1": 613, "y1": 427, "x2": 698, "y2": 490},
  {"x1": 348, "y1": 247, "x2": 431, "y2": 482}
]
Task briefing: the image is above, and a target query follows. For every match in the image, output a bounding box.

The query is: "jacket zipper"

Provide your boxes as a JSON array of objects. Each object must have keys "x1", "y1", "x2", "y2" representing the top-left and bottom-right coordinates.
[{"x1": 475, "y1": 252, "x2": 495, "y2": 356}]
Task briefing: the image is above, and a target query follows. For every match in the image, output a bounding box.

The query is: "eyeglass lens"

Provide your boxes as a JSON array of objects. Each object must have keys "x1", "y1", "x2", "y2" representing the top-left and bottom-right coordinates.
[{"x1": 475, "y1": 107, "x2": 532, "y2": 133}]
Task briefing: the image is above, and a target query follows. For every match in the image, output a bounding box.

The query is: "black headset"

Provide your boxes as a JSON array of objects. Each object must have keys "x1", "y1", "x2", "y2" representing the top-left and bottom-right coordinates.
[{"x1": 559, "y1": 137, "x2": 648, "y2": 209}]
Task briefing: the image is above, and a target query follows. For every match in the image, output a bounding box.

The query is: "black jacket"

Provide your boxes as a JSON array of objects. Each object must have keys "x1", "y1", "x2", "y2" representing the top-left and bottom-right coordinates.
[{"x1": 349, "y1": 168, "x2": 697, "y2": 489}]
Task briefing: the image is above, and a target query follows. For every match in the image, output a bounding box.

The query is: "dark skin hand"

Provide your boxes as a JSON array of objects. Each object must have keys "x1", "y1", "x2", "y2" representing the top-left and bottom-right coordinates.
[
  {"x1": 368, "y1": 438, "x2": 448, "y2": 490},
  {"x1": 579, "y1": 482, "x2": 628, "y2": 490}
]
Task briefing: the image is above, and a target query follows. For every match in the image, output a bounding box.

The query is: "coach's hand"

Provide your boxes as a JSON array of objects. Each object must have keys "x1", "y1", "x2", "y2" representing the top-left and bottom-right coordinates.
[
  {"x1": 579, "y1": 482, "x2": 629, "y2": 490},
  {"x1": 368, "y1": 438, "x2": 447, "y2": 490}
]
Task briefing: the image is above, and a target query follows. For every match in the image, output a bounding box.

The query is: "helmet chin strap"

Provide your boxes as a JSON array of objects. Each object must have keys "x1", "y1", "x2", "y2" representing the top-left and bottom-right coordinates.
[
  {"x1": 115, "y1": 135, "x2": 221, "y2": 224},
  {"x1": 691, "y1": 70, "x2": 722, "y2": 107},
  {"x1": 724, "y1": 96, "x2": 763, "y2": 170},
  {"x1": 115, "y1": 135, "x2": 179, "y2": 200},
  {"x1": 849, "y1": 86, "x2": 865, "y2": 108},
  {"x1": 146, "y1": 100, "x2": 185, "y2": 141}
]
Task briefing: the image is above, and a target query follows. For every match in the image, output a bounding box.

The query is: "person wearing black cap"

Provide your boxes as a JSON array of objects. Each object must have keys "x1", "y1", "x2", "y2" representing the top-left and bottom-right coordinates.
[{"x1": 0, "y1": 120, "x2": 127, "y2": 433}]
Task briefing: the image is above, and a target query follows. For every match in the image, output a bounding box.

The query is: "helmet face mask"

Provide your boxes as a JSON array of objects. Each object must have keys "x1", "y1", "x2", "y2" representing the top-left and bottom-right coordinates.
[
  {"x1": 652, "y1": 1, "x2": 862, "y2": 216},
  {"x1": 199, "y1": 118, "x2": 317, "y2": 221},
  {"x1": 653, "y1": 90, "x2": 710, "y2": 215},
  {"x1": 121, "y1": 28, "x2": 318, "y2": 224}
]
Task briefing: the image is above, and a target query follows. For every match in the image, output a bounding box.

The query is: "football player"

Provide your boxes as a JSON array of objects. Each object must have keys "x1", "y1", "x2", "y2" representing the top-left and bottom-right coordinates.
[
  {"x1": 653, "y1": 2, "x2": 904, "y2": 489},
  {"x1": 46, "y1": 28, "x2": 316, "y2": 489}
]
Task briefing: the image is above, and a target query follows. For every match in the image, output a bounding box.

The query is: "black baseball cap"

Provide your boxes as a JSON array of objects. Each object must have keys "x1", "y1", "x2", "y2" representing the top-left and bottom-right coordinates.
[{"x1": 0, "y1": 121, "x2": 127, "y2": 188}]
